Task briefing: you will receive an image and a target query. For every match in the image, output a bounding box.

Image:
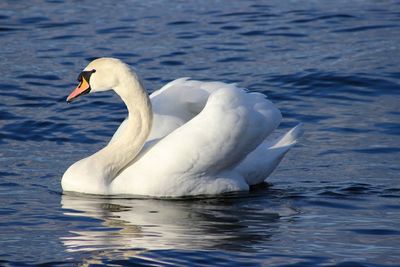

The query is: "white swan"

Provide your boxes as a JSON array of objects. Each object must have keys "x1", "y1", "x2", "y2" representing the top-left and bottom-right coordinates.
[{"x1": 62, "y1": 58, "x2": 303, "y2": 197}]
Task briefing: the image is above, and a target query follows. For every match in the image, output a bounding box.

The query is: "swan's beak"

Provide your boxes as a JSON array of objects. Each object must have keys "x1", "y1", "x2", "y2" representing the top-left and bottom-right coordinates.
[{"x1": 67, "y1": 76, "x2": 91, "y2": 103}]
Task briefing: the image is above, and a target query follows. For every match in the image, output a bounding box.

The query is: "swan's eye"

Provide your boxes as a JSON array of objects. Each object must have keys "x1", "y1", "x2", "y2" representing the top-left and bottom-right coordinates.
[{"x1": 77, "y1": 70, "x2": 96, "y2": 84}]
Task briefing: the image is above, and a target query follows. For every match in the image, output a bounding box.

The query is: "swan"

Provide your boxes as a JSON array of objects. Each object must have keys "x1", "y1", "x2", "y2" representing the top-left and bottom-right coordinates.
[{"x1": 62, "y1": 58, "x2": 303, "y2": 197}]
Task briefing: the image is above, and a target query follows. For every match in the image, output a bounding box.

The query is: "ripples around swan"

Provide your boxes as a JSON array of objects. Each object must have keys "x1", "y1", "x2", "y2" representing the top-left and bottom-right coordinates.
[{"x1": 1, "y1": 0, "x2": 400, "y2": 266}]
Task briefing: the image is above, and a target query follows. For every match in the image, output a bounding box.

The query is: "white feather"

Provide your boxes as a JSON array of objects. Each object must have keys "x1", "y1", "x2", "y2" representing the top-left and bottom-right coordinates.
[{"x1": 62, "y1": 58, "x2": 303, "y2": 197}]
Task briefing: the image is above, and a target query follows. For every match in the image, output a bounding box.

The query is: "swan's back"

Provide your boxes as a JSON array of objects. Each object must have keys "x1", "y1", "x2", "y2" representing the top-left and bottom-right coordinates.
[{"x1": 111, "y1": 81, "x2": 283, "y2": 196}]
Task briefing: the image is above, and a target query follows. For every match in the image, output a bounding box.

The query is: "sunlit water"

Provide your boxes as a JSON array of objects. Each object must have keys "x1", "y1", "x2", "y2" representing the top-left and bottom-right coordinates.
[{"x1": 1, "y1": 0, "x2": 400, "y2": 266}]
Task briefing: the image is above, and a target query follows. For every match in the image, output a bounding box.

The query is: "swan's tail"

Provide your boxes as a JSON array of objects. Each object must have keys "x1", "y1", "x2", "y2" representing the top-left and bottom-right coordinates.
[
  {"x1": 237, "y1": 123, "x2": 304, "y2": 185},
  {"x1": 272, "y1": 123, "x2": 304, "y2": 148}
]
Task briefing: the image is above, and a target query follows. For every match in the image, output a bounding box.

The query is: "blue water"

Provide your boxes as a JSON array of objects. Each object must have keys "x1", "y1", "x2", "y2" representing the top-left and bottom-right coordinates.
[{"x1": 1, "y1": 0, "x2": 400, "y2": 266}]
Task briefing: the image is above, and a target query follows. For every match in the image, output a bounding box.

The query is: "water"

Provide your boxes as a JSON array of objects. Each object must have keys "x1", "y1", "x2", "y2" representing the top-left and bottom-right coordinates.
[{"x1": 1, "y1": 0, "x2": 400, "y2": 266}]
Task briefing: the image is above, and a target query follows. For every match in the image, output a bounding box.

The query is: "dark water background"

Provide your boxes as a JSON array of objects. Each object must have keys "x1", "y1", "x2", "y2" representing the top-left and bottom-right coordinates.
[{"x1": 1, "y1": 0, "x2": 400, "y2": 266}]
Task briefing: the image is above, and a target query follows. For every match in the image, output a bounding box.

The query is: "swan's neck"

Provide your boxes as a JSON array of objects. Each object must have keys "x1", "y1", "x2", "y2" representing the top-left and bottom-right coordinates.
[{"x1": 92, "y1": 71, "x2": 152, "y2": 185}]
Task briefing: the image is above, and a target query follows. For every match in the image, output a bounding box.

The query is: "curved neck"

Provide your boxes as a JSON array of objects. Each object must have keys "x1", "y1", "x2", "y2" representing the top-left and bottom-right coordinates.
[{"x1": 93, "y1": 70, "x2": 152, "y2": 184}]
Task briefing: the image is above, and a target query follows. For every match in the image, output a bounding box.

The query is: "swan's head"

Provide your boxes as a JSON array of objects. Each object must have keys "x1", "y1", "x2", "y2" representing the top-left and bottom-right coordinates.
[{"x1": 67, "y1": 58, "x2": 130, "y2": 102}]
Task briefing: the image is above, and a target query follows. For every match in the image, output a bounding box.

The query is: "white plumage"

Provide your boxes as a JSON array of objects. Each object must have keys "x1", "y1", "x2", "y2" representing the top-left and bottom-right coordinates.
[{"x1": 62, "y1": 58, "x2": 303, "y2": 197}]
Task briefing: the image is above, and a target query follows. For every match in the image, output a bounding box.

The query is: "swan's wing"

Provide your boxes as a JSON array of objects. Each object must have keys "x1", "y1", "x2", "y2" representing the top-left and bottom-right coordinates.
[
  {"x1": 111, "y1": 78, "x2": 226, "y2": 143},
  {"x1": 236, "y1": 124, "x2": 304, "y2": 185},
  {"x1": 151, "y1": 77, "x2": 235, "y2": 116},
  {"x1": 113, "y1": 83, "x2": 282, "y2": 196},
  {"x1": 149, "y1": 78, "x2": 239, "y2": 140}
]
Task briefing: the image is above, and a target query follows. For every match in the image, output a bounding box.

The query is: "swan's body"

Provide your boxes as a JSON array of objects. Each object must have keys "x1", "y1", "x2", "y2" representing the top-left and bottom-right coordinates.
[{"x1": 62, "y1": 58, "x2": 303, "y2": 197}]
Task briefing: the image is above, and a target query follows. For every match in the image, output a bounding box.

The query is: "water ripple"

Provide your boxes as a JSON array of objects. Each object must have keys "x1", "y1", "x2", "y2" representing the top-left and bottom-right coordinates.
[
  {"x1": 333, "y1": 24, "x2": 398, "y2": 33},
  {"x1": 0, "y1": 1, "x2": 399, "y2": 266},
  {"x1": 291, "y1": 14, "x2": 356, "y2": 24}
]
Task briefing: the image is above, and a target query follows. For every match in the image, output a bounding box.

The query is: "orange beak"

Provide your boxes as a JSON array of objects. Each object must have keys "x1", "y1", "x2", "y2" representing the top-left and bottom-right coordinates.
[{"x1": 67, "y1": 76, "x2": 91, "y2": 103}]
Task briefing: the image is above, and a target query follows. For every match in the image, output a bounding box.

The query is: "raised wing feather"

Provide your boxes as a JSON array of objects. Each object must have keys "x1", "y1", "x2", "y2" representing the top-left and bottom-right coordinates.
[{"x1": 112, "y1": 82, "x2": 282, "y2": 196}]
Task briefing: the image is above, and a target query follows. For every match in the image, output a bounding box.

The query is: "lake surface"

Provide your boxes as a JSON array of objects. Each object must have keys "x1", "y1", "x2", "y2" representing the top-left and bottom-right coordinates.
[{"x1": 1, "y1": 0, "x2": 400, "y2": 266}]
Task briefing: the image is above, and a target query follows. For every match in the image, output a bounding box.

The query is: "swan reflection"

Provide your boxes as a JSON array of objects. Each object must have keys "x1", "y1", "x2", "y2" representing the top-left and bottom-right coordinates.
[{"x1": 60, "y1": 193, "x2": 294, "y2": 255}]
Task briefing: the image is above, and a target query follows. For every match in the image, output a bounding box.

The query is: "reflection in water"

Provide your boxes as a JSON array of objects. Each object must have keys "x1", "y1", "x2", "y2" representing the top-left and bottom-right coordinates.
[{"x1": 60, "y1": 193, "x2": 294, "y2": 263}]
